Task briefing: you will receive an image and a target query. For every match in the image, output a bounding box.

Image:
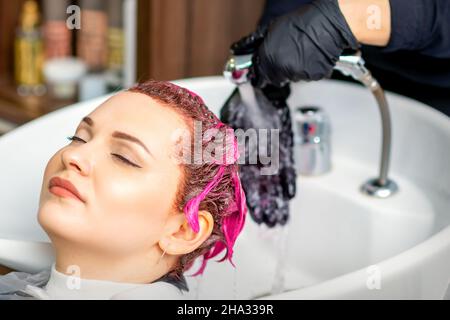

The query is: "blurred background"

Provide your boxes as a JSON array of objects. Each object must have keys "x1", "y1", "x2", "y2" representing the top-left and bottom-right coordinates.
[{"x1": 0, "y1": 0, "x2": 264, "y2": 135}]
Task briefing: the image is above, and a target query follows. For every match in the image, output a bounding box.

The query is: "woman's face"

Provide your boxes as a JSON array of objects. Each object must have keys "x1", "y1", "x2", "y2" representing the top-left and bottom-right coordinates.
[{"x1": 38, "y1": 92, "x2": 187, "y2": 256}]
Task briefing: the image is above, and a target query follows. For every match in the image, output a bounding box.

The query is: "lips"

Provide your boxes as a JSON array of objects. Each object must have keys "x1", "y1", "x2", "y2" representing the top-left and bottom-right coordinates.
[{"x1": 49, "y1": 177, "x2": 85, "y2": 203}]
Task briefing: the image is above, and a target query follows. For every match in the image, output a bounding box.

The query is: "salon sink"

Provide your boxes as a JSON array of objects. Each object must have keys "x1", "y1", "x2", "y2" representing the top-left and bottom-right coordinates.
[{"x1": 1, "y1": 77, "x2": 449, "y2": 299}]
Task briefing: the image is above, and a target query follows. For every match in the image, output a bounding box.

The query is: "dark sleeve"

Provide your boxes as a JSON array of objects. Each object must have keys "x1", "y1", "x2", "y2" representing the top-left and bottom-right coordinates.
[
  {"x1": 385, "y1": 0, "x2": 450, "y2": 58},
  {"x1": 259, "y1": 0, "x2": 313, "y2": 26}
]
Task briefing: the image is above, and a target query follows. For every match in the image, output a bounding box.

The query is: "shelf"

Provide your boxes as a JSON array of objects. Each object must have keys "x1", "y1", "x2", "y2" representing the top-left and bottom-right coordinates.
[
  {"x1": 0, "y1": 76, "x2": 75, "y2": 125},
  {"x1": 0, "y1": 264, "x2": 13, "y2": 275}
]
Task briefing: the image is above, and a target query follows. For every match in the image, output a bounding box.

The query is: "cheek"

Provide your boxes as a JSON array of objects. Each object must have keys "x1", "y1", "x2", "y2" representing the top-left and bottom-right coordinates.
[
  {"x1": 38, "y1": 150, "x2": 62, "y2": 211},
  {"x1": 39, "y1": 151, "x2": 61, "y2": 201},
  {"x1": 89, "y1": 166, "x2": 180, "y2": 251},
  {"x1": 96, "y1": 171, "x2": 173, "y2": 216},
  {"x1": 38, "y1": 150, "x2": 89, "y2": 240}
]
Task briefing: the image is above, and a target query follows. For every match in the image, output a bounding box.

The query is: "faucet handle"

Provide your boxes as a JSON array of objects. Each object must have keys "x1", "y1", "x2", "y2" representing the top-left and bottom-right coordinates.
[
  {"x1": 223, "y1": 54, "x2": 253, "y2": 85},
  {"x1": 294, "y1": 106, "x2": 332, "y2": 176},
  {"x1": 294, "y1": 106, "x2": 331, "y2": 143}
]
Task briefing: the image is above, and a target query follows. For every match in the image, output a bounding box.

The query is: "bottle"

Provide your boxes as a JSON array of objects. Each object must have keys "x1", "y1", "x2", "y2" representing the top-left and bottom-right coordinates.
[
  {"x1": 77, "y1": 0, "x2": 108, "y2": 72},
  {"x1": 14, "y1": 0, "x2": 46, "y2": 96},
  {"x1": 42, "y1": 0, "x2": 72, "y2": 59},
  {"x1": 106, "y1": 0, "x2": 124, "y2": 91}
]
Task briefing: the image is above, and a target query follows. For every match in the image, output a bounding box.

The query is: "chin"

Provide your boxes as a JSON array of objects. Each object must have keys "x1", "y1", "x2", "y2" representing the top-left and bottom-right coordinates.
[{"x1": 38, "y1": 198, "x2": 89, "y2": 243}]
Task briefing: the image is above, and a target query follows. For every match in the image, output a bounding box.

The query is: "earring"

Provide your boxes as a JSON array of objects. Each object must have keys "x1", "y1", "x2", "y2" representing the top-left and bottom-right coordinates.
[{"x1": 157, "y1": 244, "x2": 168, "y2": 265}]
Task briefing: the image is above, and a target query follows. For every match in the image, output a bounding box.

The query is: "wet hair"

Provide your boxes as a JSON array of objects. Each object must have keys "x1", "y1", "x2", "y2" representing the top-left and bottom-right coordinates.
[{"x1": 128, "y1": 80, "x2": 247, "y2": 279}]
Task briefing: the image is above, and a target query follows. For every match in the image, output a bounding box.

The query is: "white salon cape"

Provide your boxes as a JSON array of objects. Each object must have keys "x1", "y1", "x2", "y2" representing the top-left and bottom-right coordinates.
[{"x1": 0, "y1": 264, "x2": 187, "y2": 300}]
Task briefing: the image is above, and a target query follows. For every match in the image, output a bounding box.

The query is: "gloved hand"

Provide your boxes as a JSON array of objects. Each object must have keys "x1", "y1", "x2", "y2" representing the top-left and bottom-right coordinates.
[
  {"x1": 222, "y1": 37, "x2": 297, "y2": 227},
  {"x1": 220, "y1": 84, "x2": 296, "y2": 227},
  {"x1": 232, "y1": 0, "x2": 359, "y2": 87}
]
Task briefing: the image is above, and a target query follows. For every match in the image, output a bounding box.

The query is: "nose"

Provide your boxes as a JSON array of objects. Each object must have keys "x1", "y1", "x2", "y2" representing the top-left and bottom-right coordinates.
[{"x1": 61, "y1": 144, "x2": 92, "y2": 176}]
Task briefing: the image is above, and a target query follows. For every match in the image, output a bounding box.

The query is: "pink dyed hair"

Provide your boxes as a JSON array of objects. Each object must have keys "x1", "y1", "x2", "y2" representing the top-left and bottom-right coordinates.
[{"x1": 128, "y1": 80, "x2": 247, "y2": 277}]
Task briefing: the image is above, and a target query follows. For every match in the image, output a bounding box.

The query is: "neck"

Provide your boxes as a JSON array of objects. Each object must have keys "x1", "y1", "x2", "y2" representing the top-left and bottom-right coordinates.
[{"x1": 51, "y1": 239, "x2": 174, "y2": 284}]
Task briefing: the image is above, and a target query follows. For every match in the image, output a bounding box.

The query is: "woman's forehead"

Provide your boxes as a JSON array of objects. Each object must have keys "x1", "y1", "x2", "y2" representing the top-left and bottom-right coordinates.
[
  {"x1": 80, "y1": 92, "x2": 189, "y2": 162},
  {"x1": 88, "y1": 92, "x2": 188, "y2": 134}
]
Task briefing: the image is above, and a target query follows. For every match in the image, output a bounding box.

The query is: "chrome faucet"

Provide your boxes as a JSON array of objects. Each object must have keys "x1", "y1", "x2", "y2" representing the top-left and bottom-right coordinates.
[
  {"x1": 293, "y1": 106, "x2": 332, "y2": 176},
  {"x1": 334, "y1": 52, "x2": 398, "y2": 198},
  {"x1": 223, "y1": 51, "x2": 399, "y2": 198}
]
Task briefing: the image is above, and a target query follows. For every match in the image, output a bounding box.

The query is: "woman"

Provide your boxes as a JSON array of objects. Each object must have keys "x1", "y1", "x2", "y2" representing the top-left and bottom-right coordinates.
[{"x1": 0, "y1": 80, "x2": 247, "y2": 300}]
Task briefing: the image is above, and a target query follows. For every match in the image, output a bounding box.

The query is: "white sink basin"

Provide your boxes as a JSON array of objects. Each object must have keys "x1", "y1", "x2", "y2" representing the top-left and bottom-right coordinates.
[{"x1": 0, "y1": 77, "x2": 449, "y2": 299}]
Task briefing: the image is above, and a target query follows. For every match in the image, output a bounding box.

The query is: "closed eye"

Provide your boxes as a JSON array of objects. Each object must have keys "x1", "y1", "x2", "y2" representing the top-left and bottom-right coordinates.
[
  {"x1": 67, "y1": 135, "x2": 141, "y2": 168},
  {"x1": 67, "y1": 135, "x2": 86, "y2": 143},
  {"x1": 111, "y1": 153, "x2": 142, "y2": 168}
]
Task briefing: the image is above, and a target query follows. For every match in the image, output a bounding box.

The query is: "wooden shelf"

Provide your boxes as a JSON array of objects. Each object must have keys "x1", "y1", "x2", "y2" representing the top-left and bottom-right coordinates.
[
  {"x1": 0, "y1": 264, "x2": 13, "y2": 275},
  {"x1": 1, "y1": 0, "x2": 265, "y2": 127},
  {"x1": 0, "y1": 76, "x2": 75, "y2": 125}
]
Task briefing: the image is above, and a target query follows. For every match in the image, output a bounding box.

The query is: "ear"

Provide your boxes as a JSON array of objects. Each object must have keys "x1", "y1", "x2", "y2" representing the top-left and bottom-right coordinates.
[{"x1": 158, "y1": 210, "x2": 214, "y2": 256}]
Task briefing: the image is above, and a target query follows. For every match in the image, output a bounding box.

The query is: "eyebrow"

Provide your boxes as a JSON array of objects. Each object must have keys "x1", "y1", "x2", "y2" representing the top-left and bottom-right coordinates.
[
  {"x1": 81, "y1": 116, "x2": 153, "y2": 157},
  {"x1": 112, "y1": 131, "x2": 153, "y2": 157},
  {"x1": 82, "y1": 116, "x2": 94, "y2": 126}
]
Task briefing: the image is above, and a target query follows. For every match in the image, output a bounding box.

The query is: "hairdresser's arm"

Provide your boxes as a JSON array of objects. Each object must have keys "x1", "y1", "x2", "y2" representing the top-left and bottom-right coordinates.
[
  {"x1": 234, "y1": 0, "x2": 450, "y2": 87},
  {"x1": 341, "y1": 0, "x2": 450, "y2": 57},
  {"x1": 338, "y1": 0, "x2": 391, "y2": 46}
]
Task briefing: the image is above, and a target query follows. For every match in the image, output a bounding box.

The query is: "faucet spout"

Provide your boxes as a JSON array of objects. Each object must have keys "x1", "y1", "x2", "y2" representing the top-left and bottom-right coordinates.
[{"x1": 334, "y1": 53, "x2": 398, "y2": 198}]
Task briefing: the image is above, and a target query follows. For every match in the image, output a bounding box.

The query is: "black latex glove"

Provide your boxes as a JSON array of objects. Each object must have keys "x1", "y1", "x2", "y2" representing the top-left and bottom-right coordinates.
[
  {"x1": 233, "y1": 0, "x2": 359, "y2": 87},
  {"x1": 221, "y1": 3, "x2": 299, "y2": 227},
  {"x1": 222, "y1": 35, "x2": 296, "y2": 227},
  {"x1": 220, "y1": 85, "x2": 296, "y2": 227}
]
